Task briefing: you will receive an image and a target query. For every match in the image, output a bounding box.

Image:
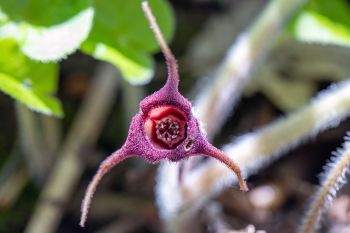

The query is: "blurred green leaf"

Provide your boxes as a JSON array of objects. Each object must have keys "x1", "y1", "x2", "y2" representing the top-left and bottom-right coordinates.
[
  {"x1": 0, "y1": 0, "x2": 175, "y2": 85},
  {"x1": 0, "y1": 0, "x2": 91, "y2": 26},
  {"x1": 289, "y1": 0, "x2": 350, "y2": 46},
  {"x1": 82, "y1": 0, "x2": 174, "y2": 85},
  {"x1": 83, "y1": 42, "x2": 154, "y2": 85},
  {"x1": 308, "y1": 0, "x2": 350, "y2": 28},
  {"x1": 0, "y1": 7, "x2": 94, "y2": 61},
  {"x1": 0, "y1": 39, "x2": 63, "y2": 117},
  {"x1": 20, "y1": 7, "x2": 94, "y2": 61},
  {"x1": 293, "y1": 11, "x2": 350, "y2": 46},
  {"x1": 0, "y1": 10, "x2": 7, "y2": 24}
]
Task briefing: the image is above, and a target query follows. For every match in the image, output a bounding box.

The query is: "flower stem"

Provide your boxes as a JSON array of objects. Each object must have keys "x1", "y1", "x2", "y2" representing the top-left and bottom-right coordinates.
[{"x1": 142, "y1": 1, "x2": 179, "y2": 90}]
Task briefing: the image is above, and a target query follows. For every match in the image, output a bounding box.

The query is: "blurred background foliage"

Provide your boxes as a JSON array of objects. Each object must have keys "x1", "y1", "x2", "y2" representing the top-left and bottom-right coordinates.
[
  {"x1": 0, "y1": 0, "x2": 350, "y2": 232},
  {"x1": 0, "y1": 0, "x2": 174, "y2": 116}
]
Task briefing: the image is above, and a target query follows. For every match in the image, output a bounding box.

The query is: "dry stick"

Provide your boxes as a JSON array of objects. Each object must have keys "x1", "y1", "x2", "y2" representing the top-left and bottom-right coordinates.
[
  {"x1": 299, "y1": 134, "x2": 350, "y2": 233},
  {"x1": 156, "y1": 0, "x2": 307, "y2": 230},
  {"x1": 40, "y1": 115, "x2": 62, "y2": 159},
  {"x1": 0, "y1": 167, "x2": 28, "y2": 207},
  {"x1": 204, "y1": 203, "x2": 232, "y2": 233},
  {"x1": 0, "y1": 148, "x2": 28, "y2": 207},
  {"x1": 16, "y1": 104, "x2": 49, "y2": 184},
  {"x1": 24, "y1": 63, "x2": 120, "y2": 233},
  {"x1": 88, "y1": 192, "x2": 154, "y2": 218},
  {"x1": 121, "y1": 80, "x2": 145, "y2": 170},
  {"x1": 94, "y1": 217, "x2": 145, "y2": 233},
  {"x1": 184, "y1": 0, "x2": 265, "y2": 76},
  {"x1": 180, "y1": 80, "x2": 350, "y2": 216}
]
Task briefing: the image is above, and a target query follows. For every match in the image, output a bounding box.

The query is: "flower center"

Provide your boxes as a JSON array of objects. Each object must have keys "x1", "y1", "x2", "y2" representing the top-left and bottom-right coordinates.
[
  {"x1": 156, "y1": 118, "x2": 180, "y2": 143},
  {"x1": 144, "y1": 106, "x2": 187, "y2": 149}
]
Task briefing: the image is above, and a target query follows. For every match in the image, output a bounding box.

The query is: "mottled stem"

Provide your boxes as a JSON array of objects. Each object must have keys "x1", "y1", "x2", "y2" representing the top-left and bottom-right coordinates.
[
  {"x1": 80, "y1": 149, "x2": 132, "y2": 227},
  {"x1": 142, "y1": 1, "x2": 179, "y2": 90}
]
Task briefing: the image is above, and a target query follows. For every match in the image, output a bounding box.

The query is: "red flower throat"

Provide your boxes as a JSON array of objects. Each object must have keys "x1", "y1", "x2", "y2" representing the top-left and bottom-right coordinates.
[{"x1": 80, "y1": 1, "x2": 248, "y2": 227}]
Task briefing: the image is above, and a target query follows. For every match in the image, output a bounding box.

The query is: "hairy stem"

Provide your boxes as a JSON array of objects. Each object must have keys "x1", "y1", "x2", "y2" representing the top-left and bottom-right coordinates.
[
  {"x1": 156, "y1": 0, "x2": 307, "y2": 230},
  {"x1": 194, "y1": 0, "x2": 307, "y2": 138},
  {"x1": 142, "y1": 1, "x2": 179, "y2": 90},
  {"x1": 178, "y1": 80, "x2": 350, "y2": 216},
  {"x1": 299, "y1": 134, "x2": 350, "y2": 233}
]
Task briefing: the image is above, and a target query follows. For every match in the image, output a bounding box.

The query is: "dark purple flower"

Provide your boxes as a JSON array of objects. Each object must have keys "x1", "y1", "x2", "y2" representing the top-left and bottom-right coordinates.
[{"x1": 80, "y1": 2, "x2": 248, "y2": 227}]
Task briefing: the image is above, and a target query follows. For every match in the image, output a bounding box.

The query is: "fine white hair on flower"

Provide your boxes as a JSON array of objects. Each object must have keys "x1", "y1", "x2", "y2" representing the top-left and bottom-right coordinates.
[{"x1": 157, "y1": 80, "x2": 350, "y2": 222}]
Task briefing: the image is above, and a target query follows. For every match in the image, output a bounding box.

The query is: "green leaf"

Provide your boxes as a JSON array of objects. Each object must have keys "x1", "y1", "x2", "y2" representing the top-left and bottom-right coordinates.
[
  {"x1": 0, "y1": 72, "x2": 62, "y2": 116},
  {"x1": 0, "y1": 0, "x2": 91, "y2": 26},
  {"x1": 82, "y1": 0, "x2": 174, "y2": 85},
  {"x1": 289, "y1": 0, "x2": 350, "y2": 47},
  {"x1": 83, "y1": 42, "x2": 154, "y2": 85},
  {"x1": 307, "y1": 0, "x2": 350, "y2": 28},
  {"x1": 20, "y1": 7, "x2": 94, "y2": 61},
  {"x1": 90, "y1": 0, "x2": 174, "y2": 52},
  {"x1": 0, "y1": 0, "x2": 176, "y2": 85},
  {"x1": 0, "y1": 7, "x2": 94, "y2": 61},
  {"x1": 0, "y1": 39, "x2": 63, "y2": 117},
  {"x1": 293, "y1": 11, "x2": 350, "y2": 46}
]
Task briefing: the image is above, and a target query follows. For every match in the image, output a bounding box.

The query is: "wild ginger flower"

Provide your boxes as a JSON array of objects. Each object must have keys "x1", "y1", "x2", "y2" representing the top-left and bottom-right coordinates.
[{"x1": 80, "y1": 1, "x2": 248, "y2": 227}]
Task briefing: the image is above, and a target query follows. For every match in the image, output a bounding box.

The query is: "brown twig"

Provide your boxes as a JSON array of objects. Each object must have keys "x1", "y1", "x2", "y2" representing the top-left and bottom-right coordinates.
[
  {"x1": 40, "y1": 114, "x2": 62, "y2": 159},
  {"x1": 24, "y1": 62, "x2": 120, "y2": 233},
  {"x1": 94, "y1": 217, "x2": 145, "y2": 233},
  {"x1": 0, "y1": 148, "x2": 28, "y2": 208},
  {"x1": 16, "y1": 104, "x2": 49, "y2": 184}
]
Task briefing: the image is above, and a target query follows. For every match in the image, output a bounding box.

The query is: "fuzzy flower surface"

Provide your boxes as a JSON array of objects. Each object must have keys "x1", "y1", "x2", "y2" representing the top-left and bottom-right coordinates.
[{"x1": 80, "y1": 1, "x2": 248, "y2": 227}]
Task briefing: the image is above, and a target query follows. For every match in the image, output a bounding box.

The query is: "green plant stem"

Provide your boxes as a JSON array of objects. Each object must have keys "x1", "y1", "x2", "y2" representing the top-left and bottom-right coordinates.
[
  {"x1": 16, "y1": 104, "x2": 48, "y2": 184},
  {"x1": 24, "y1": 63, "x2": 120, "y2": 233},
  {"x1": 40, "y1": 115, "x2": 62, "y2": 159},
  {"x1": 0, "y1": 146, "x2": 28, "y2": 208},
  {"x1": 0, "y1": 166, "x2": 28, "y2": 207}
]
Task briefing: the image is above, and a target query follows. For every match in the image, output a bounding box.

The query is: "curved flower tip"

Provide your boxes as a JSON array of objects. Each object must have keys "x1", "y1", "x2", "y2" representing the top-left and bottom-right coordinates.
[
  {"x1": 80, "y1": 149, "x2": 131, "y2": 227},
  {"x1": 80, "y1": 1, "x2": 248, "y2": 227},
  {"x1": 203, "y1": 144, "x2": 248, "y2": 192}
]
